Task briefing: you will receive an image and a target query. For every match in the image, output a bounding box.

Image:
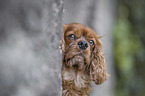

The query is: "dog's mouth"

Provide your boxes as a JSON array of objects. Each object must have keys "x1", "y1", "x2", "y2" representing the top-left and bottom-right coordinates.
[
  {"x1": 65, "y1": 53, "x2": 90, "y2": 69},
  {"x1": 66, "y1": 53, "x2": 83, "y2": 62}
]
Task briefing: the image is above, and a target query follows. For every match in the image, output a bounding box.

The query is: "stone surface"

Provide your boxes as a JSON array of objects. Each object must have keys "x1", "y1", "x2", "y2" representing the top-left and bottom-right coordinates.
[{"x1": 0, "y1": 0, "x2": 63, "y2": 96}]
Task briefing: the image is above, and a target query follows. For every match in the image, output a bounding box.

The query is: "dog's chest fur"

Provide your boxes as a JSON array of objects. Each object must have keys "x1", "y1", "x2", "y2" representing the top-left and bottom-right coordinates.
[{"x1": 62, "y1": 67, "x2": 91, "y2": 96}]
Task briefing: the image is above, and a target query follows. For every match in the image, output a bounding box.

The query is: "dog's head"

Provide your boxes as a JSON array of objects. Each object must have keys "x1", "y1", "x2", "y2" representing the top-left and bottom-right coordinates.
[{"x1": 60, "y1": 23, "x2": 107, "y2": 84}]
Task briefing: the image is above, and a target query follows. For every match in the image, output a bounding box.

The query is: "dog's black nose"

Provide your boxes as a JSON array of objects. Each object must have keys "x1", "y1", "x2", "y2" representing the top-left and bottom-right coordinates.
[{"x1": 78, "y1": 41, "x2": 88, "y2": 50}]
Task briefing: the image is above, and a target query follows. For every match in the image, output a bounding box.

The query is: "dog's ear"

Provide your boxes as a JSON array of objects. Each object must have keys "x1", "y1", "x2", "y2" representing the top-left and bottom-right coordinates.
[
  {"x1": 59, "y1": 24, "x2": 68, "y2": 53},
  {"x1": 90, "y1": 35, "x2": 108, "y2": 84},
  {"x1": 63, "y1": 24, "x2": 67, "y2": 31}
]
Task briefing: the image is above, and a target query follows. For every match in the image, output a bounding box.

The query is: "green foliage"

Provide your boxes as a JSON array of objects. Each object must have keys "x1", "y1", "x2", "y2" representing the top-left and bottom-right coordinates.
[{"x1": 113, "y1": 2, "x2": 145, "y2": 96}]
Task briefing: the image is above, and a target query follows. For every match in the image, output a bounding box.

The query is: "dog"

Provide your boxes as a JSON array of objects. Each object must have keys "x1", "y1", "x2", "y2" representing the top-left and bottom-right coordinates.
[{"x1": 60, "y1": 23, "x2": 108, "y2": 96}]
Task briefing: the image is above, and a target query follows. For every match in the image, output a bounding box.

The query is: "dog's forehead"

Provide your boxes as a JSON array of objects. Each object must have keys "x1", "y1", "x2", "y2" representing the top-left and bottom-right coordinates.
[
  {"x1": 75, "y1": 26, "x2": 94, "y2": 39},
  {"x1": 64, "y1": 23, "x2": 97, "y2": 40}
]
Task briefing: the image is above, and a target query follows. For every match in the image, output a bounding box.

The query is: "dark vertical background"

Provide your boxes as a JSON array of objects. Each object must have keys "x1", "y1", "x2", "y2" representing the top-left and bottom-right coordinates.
[{"x1": 114, "y1": 0, "x2": 145, "y2": 96}]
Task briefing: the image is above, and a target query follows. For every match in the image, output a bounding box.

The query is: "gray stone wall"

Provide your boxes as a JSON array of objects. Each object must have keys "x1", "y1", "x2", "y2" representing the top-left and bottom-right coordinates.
[{"x1": 0, "y1": 0, "x2": 63, "y2": 96}]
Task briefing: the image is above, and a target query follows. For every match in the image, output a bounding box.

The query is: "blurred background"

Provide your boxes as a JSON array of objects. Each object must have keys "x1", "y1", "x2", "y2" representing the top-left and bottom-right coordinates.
[{"x1": 0, "y1": 0, "x2": 145, "y2": 96}]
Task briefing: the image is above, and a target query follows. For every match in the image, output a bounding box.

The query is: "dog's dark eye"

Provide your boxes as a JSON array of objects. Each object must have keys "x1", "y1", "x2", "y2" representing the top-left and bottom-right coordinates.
[
  {"x1": 68, "y1": 34, "x2": 76, "y2": 40},
  {"x1": 89, "y1": 40, "x2": 94, "y2": 46}
]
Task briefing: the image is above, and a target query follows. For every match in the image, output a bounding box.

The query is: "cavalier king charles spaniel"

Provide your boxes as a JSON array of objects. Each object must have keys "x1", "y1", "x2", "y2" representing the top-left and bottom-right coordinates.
[{"x1": 60, "y1": 23, "x2": 108, "y2": 96}]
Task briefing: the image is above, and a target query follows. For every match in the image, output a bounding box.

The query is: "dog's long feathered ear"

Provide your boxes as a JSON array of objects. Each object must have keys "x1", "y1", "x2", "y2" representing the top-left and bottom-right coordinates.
[
  {"x1": 59, "y1": 24, "x2": 67, "y2": 52},
  {"x1": 59, "y1": 24, "x2": 67, "y2": 53},
  {"x1": 90, "y1": 35, "x2": 108, "y2": 84}
]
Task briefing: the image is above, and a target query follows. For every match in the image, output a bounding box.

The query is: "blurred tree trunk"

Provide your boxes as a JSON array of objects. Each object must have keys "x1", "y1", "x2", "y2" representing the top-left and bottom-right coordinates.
[
  {"x1": 0, "y1": 0, "x2": 63, "y2": 96},
  {"x1": 64, "y1": 0, "x2": 116, "y2": 96}
]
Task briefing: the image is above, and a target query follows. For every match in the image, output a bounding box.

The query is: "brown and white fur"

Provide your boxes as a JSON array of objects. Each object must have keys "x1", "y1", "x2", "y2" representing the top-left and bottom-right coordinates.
[{"x1": 60, "y1": 23, "x2": 108, "y2": 96}]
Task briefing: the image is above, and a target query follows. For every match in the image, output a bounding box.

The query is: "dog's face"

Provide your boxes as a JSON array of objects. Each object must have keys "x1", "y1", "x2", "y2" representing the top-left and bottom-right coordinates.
[
  {"x1": 61, "y1": 23, "x2": 102, "y2": 70},
  {"x1": 61, "y1": 23, "x2": 107, "y2": 85},
  {"x1": 61, "y1": 23, "x2": 107, "y2": 95}
]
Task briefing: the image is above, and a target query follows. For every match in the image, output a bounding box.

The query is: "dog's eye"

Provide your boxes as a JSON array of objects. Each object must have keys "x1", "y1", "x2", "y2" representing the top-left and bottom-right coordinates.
[
  {"x1": 89, "y1": 40, "x2": 94, "y2": 45},
  {"x1": 68, "y1": 34, "x2": 76, "y2": 40}
]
